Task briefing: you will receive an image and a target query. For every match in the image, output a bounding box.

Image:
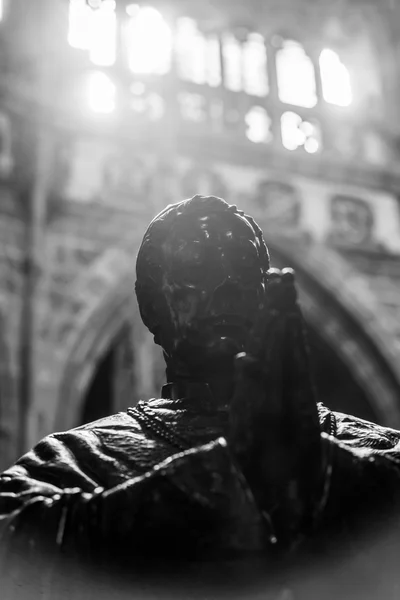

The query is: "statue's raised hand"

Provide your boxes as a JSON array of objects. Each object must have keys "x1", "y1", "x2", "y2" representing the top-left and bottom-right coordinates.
[{"x1": 229, "y1": 268, "x2": 323, "y2": 547}]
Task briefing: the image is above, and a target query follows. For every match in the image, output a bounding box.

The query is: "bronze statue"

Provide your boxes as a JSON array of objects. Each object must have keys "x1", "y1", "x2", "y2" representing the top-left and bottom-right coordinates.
[{"x1": 1, "y1": 195, "x2": 400, "y2": 598}]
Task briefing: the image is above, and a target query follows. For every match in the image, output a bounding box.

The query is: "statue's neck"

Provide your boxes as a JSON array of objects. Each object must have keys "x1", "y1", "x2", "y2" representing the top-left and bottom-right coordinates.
[{"x1": 165, "y1": 360, "x2": 235, "y2": 410}]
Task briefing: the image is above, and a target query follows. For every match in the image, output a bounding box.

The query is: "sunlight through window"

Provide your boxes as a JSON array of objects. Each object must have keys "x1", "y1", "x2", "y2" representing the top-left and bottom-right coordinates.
[
  {"x1": 175, "y1": 18, "x2": 221, "y2": 86},
  {"x1": 319, "y1": 49, "x2": 352, "y2": 107},
  {"x1": 242, "y1": 34, "x2": 269, "y2": 97},
  {"x1": 126, "y1": 5, "x2": 172, "y2": 75},
  {"x1": 222, "y1": 34, "x2": 242, "y2": 92},
  {"x1": 68, "y1": 0, "x2": 116, "y2": 65},
  {"x1": 68, "y1": 0, "x2": 91, "y2": 49},
  {"x1": 175, "y1": 18, "x2": 206, "y2": 84},
  {"x1": 205, "y1": 36, "x2": 222, "y2": 87},
  {"x1": 245, "y1": 106, "x2": 272, "y2": 143},
  {"x1": 276, "y1": 40, "x2": 317, "y2": 108},
  {"x1": 89, "y1": 0, "x2": 116, "y2": 66},
  {"x1": 281, "y1": 111, "x2": 320, "y2": 152},
  {"x1": 87, "y1": 71, "x2": 116, "y2": 113}
]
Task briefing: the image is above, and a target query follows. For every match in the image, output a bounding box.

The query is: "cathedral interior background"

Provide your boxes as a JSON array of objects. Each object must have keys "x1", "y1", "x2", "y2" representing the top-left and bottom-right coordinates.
[{"x1": 1, "y1": 0, "x2": 400, "y2": 469}]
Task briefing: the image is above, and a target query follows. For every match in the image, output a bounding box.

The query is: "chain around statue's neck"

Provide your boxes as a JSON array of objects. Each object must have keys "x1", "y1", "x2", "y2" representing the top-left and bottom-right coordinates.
[{"x1": 129, "y1": 402, "x2": 192, "y2": 452}]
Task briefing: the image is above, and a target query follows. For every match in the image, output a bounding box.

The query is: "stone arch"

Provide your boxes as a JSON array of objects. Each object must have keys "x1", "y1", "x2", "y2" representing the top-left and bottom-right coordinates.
[
  {"x1": 266, "y1": 232, "x2": 400, "y2": 426},
  {"x1": 53, "y1": 235, "x2": 400, "y2": 435},
  {"x1": 54, "y1": 276, "x2": 148, "y2": 432}
]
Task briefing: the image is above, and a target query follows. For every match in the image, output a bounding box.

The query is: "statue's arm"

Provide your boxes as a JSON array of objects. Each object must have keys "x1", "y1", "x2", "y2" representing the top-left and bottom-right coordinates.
[{"x1": 0, "y1": 435, "x2": 263, "y2": 562}]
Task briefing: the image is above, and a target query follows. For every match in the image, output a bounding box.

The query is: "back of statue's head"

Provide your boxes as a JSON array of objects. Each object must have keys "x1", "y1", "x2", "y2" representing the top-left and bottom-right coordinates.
[
  {"x1": 135, "y1": 195, "x2": 270, "y2": 376},
  {"x1": 135, "y1": 195, "x2": 269, "y2": 337}
]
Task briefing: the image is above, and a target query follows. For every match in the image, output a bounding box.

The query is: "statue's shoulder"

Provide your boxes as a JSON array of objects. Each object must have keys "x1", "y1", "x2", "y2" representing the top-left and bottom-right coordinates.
[
  {"x1": 48, "y1": 399, "x2": 173, "y2": 486},
  {"x1": 65, "y1": 398, "x2": 172, "y2": 455},
  {"x1": 318, "y1": 402, "x2": 400, "y2": 452},
  {"x1": 70, "y1": 398, "x2": 163, "y2": 431},
  {"x1": 317, "y1": 402, "x2": 336, "y2": 436},
  {"x1": 72, "y1": 409, "x2": 142, "y2": 433},
  {"x1": 333, "y1": 410, "x2": 400, "y2": 451}
]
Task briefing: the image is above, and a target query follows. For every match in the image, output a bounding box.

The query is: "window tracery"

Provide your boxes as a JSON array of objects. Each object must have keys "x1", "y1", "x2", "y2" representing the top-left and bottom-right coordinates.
[{"x1": 66, "y1": 3, "x2": 380, "y2": 161}]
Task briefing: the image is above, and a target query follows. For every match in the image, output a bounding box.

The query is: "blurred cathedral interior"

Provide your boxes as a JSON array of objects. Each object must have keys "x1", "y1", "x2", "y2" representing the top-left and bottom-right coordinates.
[{"x1": 1, "y1": 0, "x2": 400, "y2": 470}]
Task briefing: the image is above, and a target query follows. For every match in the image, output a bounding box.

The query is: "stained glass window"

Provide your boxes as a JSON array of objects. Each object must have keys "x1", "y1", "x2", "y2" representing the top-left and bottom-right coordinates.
[
  {"x1": 276, "y1": 40, "x2": 317, "y2": 108},
  {"x1": 320, "y1": 49, "x2": 352, "y2": 107},
  {"x1": 175, "y1": 18, "x2": 221, "y2": 86},
  {"x1": 222, "y1": 33, "x2": 242, "y2": 92},
  {"x1": 87, "y1": 71, "x2": 116, "y2": 113},
  {"x1": 68, "y1": 0, "x2": 116, "y2": 66},
  {"x1": 242, "y1": 33, "x2": 268, "y2": 97},
  {"x1": 245, "y1": 107, "x2": 272, "y2": 143},
  {"x1": 125, "y1": 5, "x2": 172, "y2": 74}
]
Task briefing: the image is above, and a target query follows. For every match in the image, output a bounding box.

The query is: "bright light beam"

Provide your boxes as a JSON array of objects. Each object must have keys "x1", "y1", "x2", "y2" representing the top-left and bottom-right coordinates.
[{"x1": 87, "y1": 71, "x2": 116, "y2": 114}]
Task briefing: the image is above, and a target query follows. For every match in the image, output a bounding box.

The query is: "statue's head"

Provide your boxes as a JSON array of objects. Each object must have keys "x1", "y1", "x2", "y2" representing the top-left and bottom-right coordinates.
[{"x1": 135, "y1": 195, "x2": 270, "y2": 377}]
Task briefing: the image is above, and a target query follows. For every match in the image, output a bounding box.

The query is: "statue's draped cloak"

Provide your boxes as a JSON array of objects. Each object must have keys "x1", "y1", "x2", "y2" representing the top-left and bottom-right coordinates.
[{"x1": 1, "y1": 391, "x2": 400, "y2": 599}]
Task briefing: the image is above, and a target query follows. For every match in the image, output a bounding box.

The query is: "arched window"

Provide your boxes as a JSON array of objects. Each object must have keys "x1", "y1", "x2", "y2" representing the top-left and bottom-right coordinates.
[
  {"x1": 175, "y1": 18, "x2": 221, "y2": 86},
  {"x1": 222, "y1": 33, "x2": 242, "y2": 92},
  {"x1": 68, "y1": 0, "x2": 117, "y2": 66},
  {"x1": 276, "y1": 39, "x2": 317, "y2": 108},
  {"x1": 319, "y1": 49, "x2": 352, "y2": 107},
  {"x1": 205, "y1": 35, "x2": 222, "y2": 87},
  {"x1": 125, "y1": 5, "x2": 172, "y2": 75},
  {"x1": 68, "y1": 0, "x2": 92, "y2": 49},
  {"x1": 87, "y1": 70, "x2": 116, "y2": 113},
  {"x1": 222, "y1": 32, "x2": 269, "y2": 96},
  {"x1": 242, "y1": 33, "x2": 269, "y2": 97},
  {"x1": 89, "y1": 0, "x2": 116, "y2": 66},
  {"x1": 245, "y1": 106, "x2": 272, "y2": 143}
]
